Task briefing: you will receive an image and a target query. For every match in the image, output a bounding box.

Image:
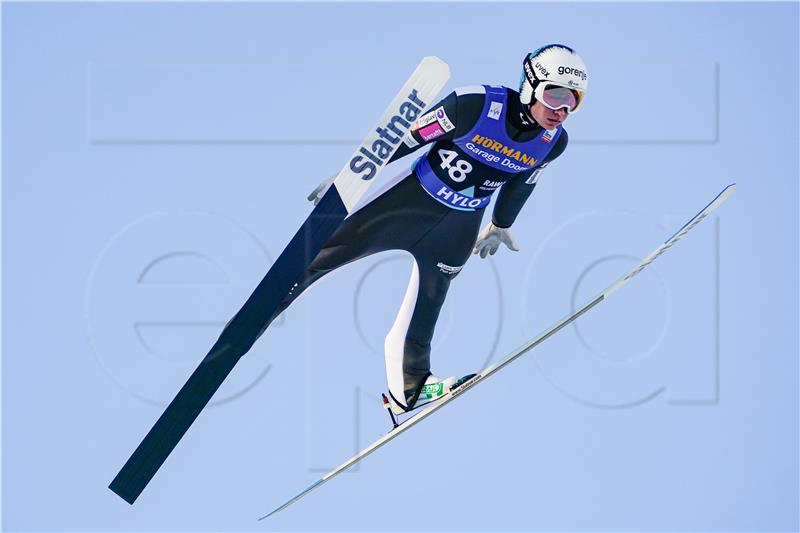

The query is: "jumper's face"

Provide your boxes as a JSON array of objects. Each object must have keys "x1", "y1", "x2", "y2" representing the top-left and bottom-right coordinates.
[{"x1": 529, "y1": 101, "x2": 568, "y2": 130}]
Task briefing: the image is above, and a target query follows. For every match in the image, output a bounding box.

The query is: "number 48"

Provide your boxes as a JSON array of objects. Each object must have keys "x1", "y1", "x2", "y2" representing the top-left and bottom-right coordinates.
[{"x1": 438, "y1": 149, "x2": 472, "y2": 183}]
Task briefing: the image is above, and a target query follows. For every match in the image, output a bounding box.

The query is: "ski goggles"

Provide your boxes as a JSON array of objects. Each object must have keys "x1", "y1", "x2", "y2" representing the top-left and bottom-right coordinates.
[{"x1": 534, "y1": 82, "x2": 585, "y2": 113}]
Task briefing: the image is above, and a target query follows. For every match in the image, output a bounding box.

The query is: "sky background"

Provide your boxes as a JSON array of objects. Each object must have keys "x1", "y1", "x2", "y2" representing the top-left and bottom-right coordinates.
[{"x1": 2, "y1": 1, "x2": 798, "y2": 531}]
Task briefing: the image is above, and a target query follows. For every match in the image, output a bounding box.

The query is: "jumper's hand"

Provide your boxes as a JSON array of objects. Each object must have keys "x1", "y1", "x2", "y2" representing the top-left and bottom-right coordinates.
[
  {"x1": 473, "y1": 222, "x2": 519, "y2": 259},
  {"x1": 307, "y1": 175, "x2": 336, "y2": 205}
]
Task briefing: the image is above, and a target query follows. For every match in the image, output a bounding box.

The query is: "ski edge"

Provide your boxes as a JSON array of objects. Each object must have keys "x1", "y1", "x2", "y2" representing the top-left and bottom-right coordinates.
[{"x1": 258, "y1": 182, "x2": 736, "y2": 519}]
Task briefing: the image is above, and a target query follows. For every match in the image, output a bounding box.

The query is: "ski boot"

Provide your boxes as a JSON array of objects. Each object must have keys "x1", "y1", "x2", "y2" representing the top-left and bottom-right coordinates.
[
  {"x1": 384, "y1": 374, "x2": 456, "y2": 416},
  {"x1": 382, "y1": 373, "x2": 479, "y2": 428}
]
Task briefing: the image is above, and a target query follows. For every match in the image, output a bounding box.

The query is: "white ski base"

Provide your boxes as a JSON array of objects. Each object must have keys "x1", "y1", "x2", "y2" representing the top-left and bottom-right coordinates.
[{"x1": 333, "y1": 56, "x2": 450, "y2": 212}]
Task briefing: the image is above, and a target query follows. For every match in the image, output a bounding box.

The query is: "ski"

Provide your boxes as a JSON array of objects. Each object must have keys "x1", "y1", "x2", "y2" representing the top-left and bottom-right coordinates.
[
  {"x1": 259, "y1": 183, "x2": 736, "y2": 519},
  {"x1": 109, "y1": 57, "x2": 451, "y2": 505}
]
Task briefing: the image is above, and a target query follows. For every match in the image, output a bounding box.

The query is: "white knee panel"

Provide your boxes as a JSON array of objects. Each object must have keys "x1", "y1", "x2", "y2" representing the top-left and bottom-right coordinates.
[{"x1": 384, "y1": 258, "x2": 420, "y2": 407}]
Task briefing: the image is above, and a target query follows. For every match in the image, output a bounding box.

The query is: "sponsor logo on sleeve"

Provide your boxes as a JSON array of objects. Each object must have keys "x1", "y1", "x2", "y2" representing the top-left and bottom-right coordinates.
[
  {"x1": 416, "y1": 106, "x2": 453, "y2": 132},
  {"x1": 435, "y1": 107, "x2": 455, "y2": 132},
  {"x1": 414, "y1": 106, "x2": 454, "y2": 142},
  {"x1": 488, "y1": 101, "x2": 503, "y2": 120},
  {"x1": 419, "y1": 122, "x2": 446, "y2": 141},
  {"x1": 416, "y1": 111, "x2": 438, "y2": 128}
]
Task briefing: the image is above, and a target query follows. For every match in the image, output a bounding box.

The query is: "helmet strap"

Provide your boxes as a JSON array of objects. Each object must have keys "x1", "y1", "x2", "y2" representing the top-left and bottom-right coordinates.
[{"x1": 520, "y1": 102, "x2": 539, "y2": 127}]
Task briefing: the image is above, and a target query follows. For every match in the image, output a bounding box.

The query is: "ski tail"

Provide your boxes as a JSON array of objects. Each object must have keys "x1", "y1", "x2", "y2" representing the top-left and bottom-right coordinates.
[
  {"x1": 109, "y1": 192, "x2": 349, "y2": 504},
  {"x1": 109, "y1": 57, "x2": 451, "y2": 504},
  {"x1": 258, "y1": 479, "x2": 325, "y2": 520}
]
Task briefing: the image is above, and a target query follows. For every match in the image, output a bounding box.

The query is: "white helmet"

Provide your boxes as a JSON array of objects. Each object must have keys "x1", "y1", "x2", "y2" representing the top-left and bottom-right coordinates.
[{"x1": 519, "y1": 44, "x2": 588, "y2": 112}]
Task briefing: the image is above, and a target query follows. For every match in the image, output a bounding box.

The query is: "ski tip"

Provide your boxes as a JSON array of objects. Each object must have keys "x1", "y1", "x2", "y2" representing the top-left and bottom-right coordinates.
[
  {"x1": 257, "y1": 478, "x2": 325, "y2": 520},
  {"x1": 108, "y1": 478, "x2": 140, "y2": 505},
  {"x1": 715, "y1": 183, "x2": 737, "y2": 203},
  {"x1": 258, "y1": 498, "x2": 295, "y2": 520},
  {"x1": 418, "y1": 56, "x2": 451, "y2": 77},
  {"x1": 420, "y1": 55, "x2": 448, "y2": 66},
  {"x1": 258, "y1": 498, "x2": 293, "y2": 521}
]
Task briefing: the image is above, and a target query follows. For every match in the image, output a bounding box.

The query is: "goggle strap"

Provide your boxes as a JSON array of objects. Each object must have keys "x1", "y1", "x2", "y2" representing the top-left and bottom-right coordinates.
[{"x1": 523, "y1": 56, "x2": 538, "y2": 87}]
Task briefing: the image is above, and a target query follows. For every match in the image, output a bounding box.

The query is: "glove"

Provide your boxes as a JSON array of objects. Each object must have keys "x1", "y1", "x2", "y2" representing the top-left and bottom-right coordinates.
[
  {"x1": 307, "y1": 175, "x2": 336, "y2": 205},
  {"x1": 473, "y1": 222, "x2": 520, "y2": 259}
]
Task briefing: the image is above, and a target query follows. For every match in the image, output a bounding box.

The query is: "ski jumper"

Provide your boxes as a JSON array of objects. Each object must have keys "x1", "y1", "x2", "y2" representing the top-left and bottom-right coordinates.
[{"x1": 248, "y1": 85, "x2": 568, "y2": 409}]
